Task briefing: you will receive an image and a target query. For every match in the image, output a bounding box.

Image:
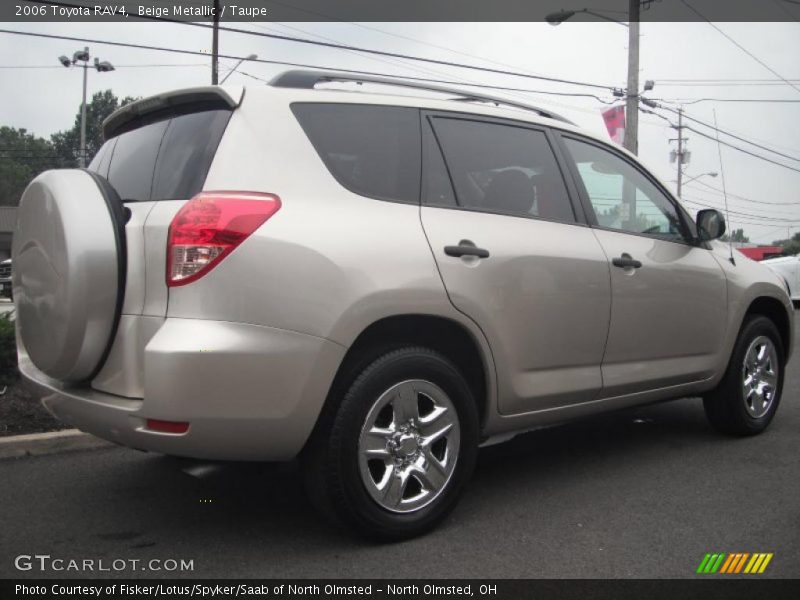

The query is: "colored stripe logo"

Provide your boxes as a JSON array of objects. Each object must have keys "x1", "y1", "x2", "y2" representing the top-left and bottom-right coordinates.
[{"x1": 696, "y1": 552, "x2": 773, "y2": 574}]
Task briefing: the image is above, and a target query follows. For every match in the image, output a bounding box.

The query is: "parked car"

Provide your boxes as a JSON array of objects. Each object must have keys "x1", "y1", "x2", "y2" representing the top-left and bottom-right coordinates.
[
  {"x1": 13, "y1": 71, "x2": 793, "y2": 540},
  {"x1": 761, "y1": 254, "x2": 800, "y2": 302},
  {"x1": 0, "y1": 258, "x2": 11, "y2": 299}
]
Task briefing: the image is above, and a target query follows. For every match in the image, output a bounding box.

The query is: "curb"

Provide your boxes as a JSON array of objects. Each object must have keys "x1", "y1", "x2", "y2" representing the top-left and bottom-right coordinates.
[{"x1": 0, "y1": 429, "x2": 114, "y2": 460}]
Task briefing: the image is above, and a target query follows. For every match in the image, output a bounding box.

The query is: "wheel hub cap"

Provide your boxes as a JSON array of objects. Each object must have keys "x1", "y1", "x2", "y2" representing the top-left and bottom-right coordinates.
[
  {"x1": 741, "y1": 335, "x2": 779, "y2": 418},
  {"x1": 358, "y1": 379, "x2": 461, "y2": 514}
]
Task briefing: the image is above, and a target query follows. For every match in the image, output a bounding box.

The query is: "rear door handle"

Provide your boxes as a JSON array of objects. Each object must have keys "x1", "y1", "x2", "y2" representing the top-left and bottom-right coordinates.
[
  {"x1": 444, "y1": 242, "x2": 490, "y2": 259},
  {"x1": 612, "y1": 254, "x2": 642, "y2": 269}
]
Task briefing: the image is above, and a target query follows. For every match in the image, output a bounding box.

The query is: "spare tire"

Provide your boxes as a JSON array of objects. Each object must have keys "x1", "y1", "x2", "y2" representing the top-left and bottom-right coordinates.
[{"x1": 12, "y1": 169, "x2": 126, "y2": 383}]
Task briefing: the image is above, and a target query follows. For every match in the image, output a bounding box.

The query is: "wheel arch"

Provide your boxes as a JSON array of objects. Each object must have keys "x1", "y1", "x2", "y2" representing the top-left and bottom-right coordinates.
[
  {"x1": 307, "y1": 314, "x2": 493, "y2": 450},
  {"x1": 745, "y1": 295, "x2": 792, "y2": 360}
]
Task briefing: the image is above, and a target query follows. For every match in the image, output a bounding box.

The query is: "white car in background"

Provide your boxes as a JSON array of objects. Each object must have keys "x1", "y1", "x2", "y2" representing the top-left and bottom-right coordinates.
[{"x1": 762, "y1": 255, "x2": 800, "y2": 303}]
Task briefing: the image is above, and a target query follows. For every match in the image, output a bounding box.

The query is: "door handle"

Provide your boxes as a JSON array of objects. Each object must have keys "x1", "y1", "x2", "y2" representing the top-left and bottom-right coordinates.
[
  {"x1": 444, "y1": 242, "x2": 490, "y2": 259},
  {"x1": 612, "y1": 254, "x2": 642, "y2": 269}
]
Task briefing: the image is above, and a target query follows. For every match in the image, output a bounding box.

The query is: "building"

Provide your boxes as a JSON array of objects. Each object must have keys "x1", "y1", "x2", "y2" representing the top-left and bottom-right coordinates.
[
  {"x1": 0, "y1": 207, "x2": 17, "y2": 261},
  {"x1": 737, "y1": 246, "x2": 785, "y2": 262}
]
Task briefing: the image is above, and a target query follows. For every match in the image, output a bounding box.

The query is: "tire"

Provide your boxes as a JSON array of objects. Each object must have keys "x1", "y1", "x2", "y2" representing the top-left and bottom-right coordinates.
[
  {"x1": 703, "y1": 315, "x2": 785, "y2": 436},
  {"x1": 303, "y1": 346, "x2": 479, "y2": 541}
]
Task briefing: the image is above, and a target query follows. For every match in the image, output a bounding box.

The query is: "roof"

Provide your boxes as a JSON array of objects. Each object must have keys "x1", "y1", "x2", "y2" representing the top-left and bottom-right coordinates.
[{"x1": 0, "y1": 207, "x2": 17, "y2": 233}]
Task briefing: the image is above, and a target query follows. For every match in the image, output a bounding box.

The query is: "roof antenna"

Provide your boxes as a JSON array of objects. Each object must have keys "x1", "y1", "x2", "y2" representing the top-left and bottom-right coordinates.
[{"x1": 713, "y1": 109, "x2": 735, "y2": 265}]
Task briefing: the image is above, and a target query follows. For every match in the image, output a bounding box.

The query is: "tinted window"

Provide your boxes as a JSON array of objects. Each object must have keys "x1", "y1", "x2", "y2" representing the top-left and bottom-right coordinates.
[
  {"x1": 564, "y1": 137, "x2": 687, "y2": 242},
  {"x1": 87, "y1": 140, "x2": 110, "y2": 174},
  {"x1": 107, "y1": 120, "x2": 168, "y2": 202},
  {"x1": 430, "y1": 118, "x2": 575, "y2": 222},
  {"x1": 100, "y1": 109, "x2": 230, "y2": 202},
  {"x1": 152, "y1": 110, "x2": 231, "y2": 200},
  {"x1": 423, "y1": 121, "x2": 456, "y2": 207},
  {"x1": 292, "y1": 104, "x2": 421, "y2": 204}
]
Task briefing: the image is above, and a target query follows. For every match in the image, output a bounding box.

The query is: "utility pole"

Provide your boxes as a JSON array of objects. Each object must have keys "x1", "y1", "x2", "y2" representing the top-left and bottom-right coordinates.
[
  {"x1": 670, "y1": 107, "x2": 689, "y2": 197},
  {"x1": 624, "y1": 0, "x2": 640, "y2": 155},
  {"x1": 211, "y1": 0, "x2": 220, "y2": 84},
  {"x1": 676, "y1": 108, "x2": 683, "y2": 197}
]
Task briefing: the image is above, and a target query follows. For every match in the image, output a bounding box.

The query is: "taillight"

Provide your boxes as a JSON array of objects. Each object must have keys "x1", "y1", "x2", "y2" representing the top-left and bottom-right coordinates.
[{"x1": 167, "y1": 191, "x2": 281, "y2": 287}]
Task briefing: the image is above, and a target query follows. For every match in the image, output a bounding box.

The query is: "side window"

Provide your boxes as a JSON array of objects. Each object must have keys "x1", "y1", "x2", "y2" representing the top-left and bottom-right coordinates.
[
  {"x1": 429, "y1": 117, "x2": 575, "y2": 222},
  {"x1": 292, "y1": 103, "x2": 421, "y2": 204},
  {"x1": 107, "y1": 120, "x2": 169, "y2": 202},
  {"x1": 422, "y1": 120, "x2": 456, "y2": 207},
  {"x1": 563, "y1": 137, "x2": 687, "y2": 241},
  {"x1": 151, "y1": 109, "x2": 231, "y2": 200}
]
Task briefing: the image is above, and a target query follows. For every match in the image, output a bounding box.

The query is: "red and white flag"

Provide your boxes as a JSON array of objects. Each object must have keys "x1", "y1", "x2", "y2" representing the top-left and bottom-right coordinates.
[{"x1": 601, "y1": 105, "x2": 626, "y2": 146}]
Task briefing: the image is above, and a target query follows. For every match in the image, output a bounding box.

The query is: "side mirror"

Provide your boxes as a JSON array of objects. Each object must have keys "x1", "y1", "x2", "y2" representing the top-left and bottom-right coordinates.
[{"x1": 696, "y1": 209, "x2": 726, "y2": 241}]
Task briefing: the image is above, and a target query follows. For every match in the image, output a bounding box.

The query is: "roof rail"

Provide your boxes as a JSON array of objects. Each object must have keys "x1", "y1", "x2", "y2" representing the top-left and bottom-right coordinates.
[{"x1": 269, "y1": 70, "x2": 575, "y2": 125}]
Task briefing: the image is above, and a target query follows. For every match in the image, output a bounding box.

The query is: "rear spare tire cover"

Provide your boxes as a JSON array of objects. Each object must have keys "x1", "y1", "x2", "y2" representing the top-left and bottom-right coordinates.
[{"x1": 12, "y1": 169, "x2": 125, "y2": 383}]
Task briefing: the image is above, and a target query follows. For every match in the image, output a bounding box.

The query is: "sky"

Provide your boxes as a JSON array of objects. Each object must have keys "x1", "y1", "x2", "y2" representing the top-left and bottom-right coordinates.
[{"x1": 0, "y1": 20, "x2": 799, "y2": 243}]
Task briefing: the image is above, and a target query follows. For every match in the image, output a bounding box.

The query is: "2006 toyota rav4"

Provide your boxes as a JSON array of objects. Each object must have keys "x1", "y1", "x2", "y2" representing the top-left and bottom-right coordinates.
[{"x1": 13, "y1": 71, "x2": 793, "y2": 540}]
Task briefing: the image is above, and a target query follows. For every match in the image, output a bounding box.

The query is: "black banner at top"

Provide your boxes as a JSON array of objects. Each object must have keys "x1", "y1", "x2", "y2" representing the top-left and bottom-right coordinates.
[
  {"x1": 3, "y1": 579, "x2": 800, "y2": 600},
  {"x1": 2, "y1": 0, "x2": 800, "y2": 22}
]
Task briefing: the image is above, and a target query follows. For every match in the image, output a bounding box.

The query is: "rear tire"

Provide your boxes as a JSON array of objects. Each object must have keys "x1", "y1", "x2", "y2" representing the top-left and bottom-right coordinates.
[
  {"x1": 703, "y1": 315, "x2": 785, "y2": 436},
  {"x1": 303, "y1": 346, "x2": 479, "y2": 541}
]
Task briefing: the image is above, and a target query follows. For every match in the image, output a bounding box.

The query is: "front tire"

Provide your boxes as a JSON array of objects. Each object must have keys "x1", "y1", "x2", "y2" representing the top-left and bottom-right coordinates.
[
  {"x1": 703, "y1": 315, "x2": 785, "y2": 436},
  {"x1": 304, "y1": 347, "x2": 479, "y2": 541}
]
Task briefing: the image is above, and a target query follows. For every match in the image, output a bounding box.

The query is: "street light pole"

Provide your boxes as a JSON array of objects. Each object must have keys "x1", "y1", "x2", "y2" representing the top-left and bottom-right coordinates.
[
  {"x1": 220, "y1": 54, "x2": 258, "y2": 84},
  {"x1": 624, "y1": 0, "x2": 640, "y2": 155},
  {"x1": 59, "y1": 48, "x2": 114, "y2": 168},
  {"x1": 80, "y1": 51, "x2": 88, "y2": 167}
]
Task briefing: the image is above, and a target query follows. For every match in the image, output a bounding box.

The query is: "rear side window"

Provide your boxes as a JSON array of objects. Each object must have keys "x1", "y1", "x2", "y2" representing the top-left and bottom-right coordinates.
[
  {"x1": 93, "y1": 109, "x2": 231, "y2": 202},
  {"x1": 429, "y1": 117, "x2": 575, "y2": 223},
  {"x1": 107, "y1": 120, "x2": 168, "y2": 202},
  {"x1": 292, "y1": 103, "x2": 421, "y2": 204},
  {"x1": 152, "y1": 110, "x2": 231, "y2": 200}
]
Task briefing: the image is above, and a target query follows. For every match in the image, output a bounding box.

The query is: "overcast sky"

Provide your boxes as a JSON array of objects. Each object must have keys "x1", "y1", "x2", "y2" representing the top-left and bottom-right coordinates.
[{"x1": 1, "y1": 21, "x2": 798, "y2": 242}]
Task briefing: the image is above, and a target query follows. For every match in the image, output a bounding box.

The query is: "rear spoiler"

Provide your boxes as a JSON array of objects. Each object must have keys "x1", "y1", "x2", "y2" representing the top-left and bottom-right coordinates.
[{"x1": 102, "y1": 86, "x2": 244, "y2": 140}]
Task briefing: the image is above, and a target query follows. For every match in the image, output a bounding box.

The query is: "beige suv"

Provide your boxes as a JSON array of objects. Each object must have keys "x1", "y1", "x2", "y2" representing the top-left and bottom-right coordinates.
[{"x1": 13, "y1": 71, "x2": 793, "y2": 540}]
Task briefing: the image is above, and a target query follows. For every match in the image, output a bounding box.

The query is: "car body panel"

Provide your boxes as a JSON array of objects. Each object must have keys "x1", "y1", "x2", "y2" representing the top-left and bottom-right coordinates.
[{"x1": 591, "y1": 229, "x2": 728, "y2": 397}]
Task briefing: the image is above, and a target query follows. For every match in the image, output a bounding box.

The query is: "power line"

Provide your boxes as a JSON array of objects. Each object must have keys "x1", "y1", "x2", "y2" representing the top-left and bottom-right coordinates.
[
  {"x1": 681, "y1": 0, "x2": 800, "y2": 95},
  {"x1": 0, "y1": 63, "x2": 208, "y2": 69},
  {"x1": 23, "y1": 1, "x2": 618, "y2": 92},
  {"x1": 653, "y1": 97, "x2": 800, "y2": 104},
  {"x1": 684, "y1": 125, "x2": 800, "y2": 174},
  {"x1": 646, "y1": 106, "x2": 800, "y2": 175},
  {"x1": 682, "y1": 197, "x2": 800, "y2": 223},
  {"x1": 659, "y1": 105, "x2": 800, "y2": 163},
  {"x1": 685, "y1": 179, "x2": 799, "y2": 207}
]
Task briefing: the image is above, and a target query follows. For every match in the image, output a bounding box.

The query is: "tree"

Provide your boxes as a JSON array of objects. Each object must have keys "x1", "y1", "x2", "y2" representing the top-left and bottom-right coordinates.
[
  {"x1": 50, "y1": 90, "x2": 137, "y2": 167},
  {"x1": 720, "y1": 228, "x2": 750, "y2": 243},
  {"x1": 773, "y1": 231, "x2": 800, "y2": 256},
  {"x1": 0, "y1": 127, "x2": 62, "y2": 206},
  {"x1": 0, "y1": 90, "x2": 138, "y2": 206}
]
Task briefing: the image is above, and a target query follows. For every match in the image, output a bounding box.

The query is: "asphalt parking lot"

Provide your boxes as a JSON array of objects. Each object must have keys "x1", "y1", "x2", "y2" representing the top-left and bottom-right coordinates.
[{"x1": 1, "y1": 325, "x2": 798, "y2": 579}]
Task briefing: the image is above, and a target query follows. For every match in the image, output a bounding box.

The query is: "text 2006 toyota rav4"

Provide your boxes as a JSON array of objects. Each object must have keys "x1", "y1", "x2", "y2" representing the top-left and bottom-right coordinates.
[{"x1": 14, "y1": 71, "x2": 793, "y2": 539}]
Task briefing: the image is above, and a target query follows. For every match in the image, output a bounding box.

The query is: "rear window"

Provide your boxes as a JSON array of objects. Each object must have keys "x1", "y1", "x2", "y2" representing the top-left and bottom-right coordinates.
[
  {"x1": 90, "y1": 108, "x2": 231, "y2": 202},
  {"x1": 291, "y1": 103, "x2": 421, "y2": 204}
]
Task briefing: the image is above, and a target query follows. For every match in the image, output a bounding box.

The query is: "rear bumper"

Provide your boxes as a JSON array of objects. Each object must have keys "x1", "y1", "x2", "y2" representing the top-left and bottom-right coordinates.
[{"x1": 19, "y1": 318, "x2": 346, "y2": 461}]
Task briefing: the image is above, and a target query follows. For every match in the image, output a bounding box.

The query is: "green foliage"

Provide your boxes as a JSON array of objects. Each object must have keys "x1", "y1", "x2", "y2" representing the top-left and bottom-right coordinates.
[
  {"x1": 720, "y1": 228, "x2": 750, "y2": 243},
  {"x1": 0, "y1": 127, "x2": 62, "y2": 206},
  {"x1": 0, "y1": 312, "x2": 16, "y2": 386},
  {"x1": 1, "y1": 90, "x2": 138, "y2": 206},
  {"x1": 50, "y1": 90, "x2": 138, "y2": 167},
  {"x1": 771, "y1": 231, "x2": 800, "y2": 256}
]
